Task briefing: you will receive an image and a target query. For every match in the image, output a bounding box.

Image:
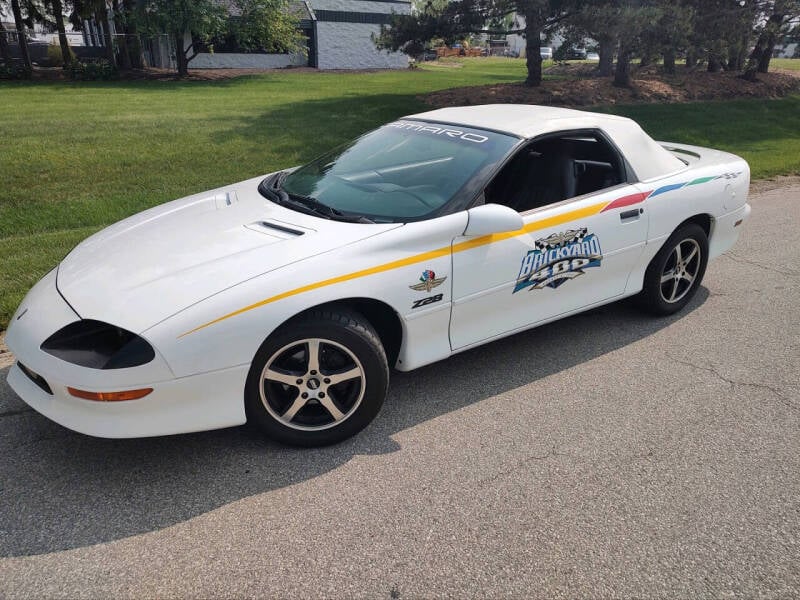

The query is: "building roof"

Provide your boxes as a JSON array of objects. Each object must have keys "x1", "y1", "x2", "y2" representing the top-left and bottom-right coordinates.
[{"x1": 406, "y1": 104, "x2": 686, "y2": 182}]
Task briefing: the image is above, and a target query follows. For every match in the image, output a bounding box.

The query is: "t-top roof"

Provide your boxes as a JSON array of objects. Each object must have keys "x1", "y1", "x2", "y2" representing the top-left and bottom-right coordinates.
[{"x1": 405, "y1": 104, "x2": 686, "y2": 182}]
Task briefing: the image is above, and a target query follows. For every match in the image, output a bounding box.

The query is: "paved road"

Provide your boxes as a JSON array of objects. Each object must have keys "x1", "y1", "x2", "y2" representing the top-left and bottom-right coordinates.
[{"x1": 1, "y1": 182, "x2": 798, "y2": 598}]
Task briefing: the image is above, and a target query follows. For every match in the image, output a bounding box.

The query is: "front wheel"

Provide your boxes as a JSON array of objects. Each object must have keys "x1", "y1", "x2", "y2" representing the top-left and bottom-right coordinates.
[
  {"x1": 638, "y1": 223, "x2": 709, "y2": 315},
  {"x1": 245, "y1": 308, "x2": 389, "y2": 447}
]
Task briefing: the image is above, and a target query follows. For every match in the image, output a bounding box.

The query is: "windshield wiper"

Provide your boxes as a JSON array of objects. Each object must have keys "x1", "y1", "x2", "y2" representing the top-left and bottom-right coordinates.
[
  {"x1": 258, "y1": 173, "x2": 328, "y2": 219},
  {"x1": 286, "y1": 192, "x2": 375, "y2": 224},
  {"x1": 260, "y1": 171, "x2": 374, "y2": 223}
]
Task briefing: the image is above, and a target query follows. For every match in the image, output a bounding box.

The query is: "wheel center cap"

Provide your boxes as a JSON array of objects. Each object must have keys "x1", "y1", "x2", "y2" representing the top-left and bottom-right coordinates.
[{"x1": 307, "y1": 378, "x2": 321, "y2": 390}]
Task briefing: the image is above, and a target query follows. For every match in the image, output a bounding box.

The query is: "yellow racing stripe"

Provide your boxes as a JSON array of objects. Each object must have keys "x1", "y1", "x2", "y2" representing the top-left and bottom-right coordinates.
[{"x1": 178, "y1": 199, "x2": 609, "y2": 337}]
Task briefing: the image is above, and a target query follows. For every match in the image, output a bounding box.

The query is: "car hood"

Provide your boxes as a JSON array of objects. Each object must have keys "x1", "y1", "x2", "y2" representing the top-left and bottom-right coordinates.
[{"x1": 57, "y1": 175, "x2": 401, "y2": 333}]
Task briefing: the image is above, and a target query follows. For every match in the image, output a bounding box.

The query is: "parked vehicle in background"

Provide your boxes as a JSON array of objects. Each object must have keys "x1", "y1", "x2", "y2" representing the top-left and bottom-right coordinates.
[
  {"x1": 540, "y1": 47, "x2": 553, "y2": 60},
  {"x1": 563, "y1": 47, "x2": 588, "y2": 60},
  {"x1": 586, "y1": 52, "x2": 600, "y2": 61}
]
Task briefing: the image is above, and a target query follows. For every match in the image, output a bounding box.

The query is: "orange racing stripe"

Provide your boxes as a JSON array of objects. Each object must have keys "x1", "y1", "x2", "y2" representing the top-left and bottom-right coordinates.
[{"x1": 178, "y1": 197, "x2": 617, "y2": 337}]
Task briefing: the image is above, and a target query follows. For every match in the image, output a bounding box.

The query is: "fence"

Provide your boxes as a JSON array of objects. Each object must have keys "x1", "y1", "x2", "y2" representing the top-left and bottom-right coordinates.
[{"x1": 2, "y1": 27, "x2": 312, "y2": 70}]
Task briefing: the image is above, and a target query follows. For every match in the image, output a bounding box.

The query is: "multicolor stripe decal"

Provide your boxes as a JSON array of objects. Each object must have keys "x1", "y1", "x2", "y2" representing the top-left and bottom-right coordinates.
[
  {"x1": 179, "y1": 172, "x2": 736, "y2": 337},
  {"x1": 599, "y1": 191, "x2": 650, "y2": 212}
]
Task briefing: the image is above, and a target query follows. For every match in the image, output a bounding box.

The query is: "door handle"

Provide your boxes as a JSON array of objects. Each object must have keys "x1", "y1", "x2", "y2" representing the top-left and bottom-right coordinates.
[{"x1": 620, "y1": 208, "x2": 643, "y2": 221}]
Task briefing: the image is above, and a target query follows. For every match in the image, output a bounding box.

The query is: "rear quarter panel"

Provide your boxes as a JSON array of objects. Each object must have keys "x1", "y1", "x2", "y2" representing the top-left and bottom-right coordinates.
[{"x1": 622, "y1": 144, "x2": 750, "y2": 295}]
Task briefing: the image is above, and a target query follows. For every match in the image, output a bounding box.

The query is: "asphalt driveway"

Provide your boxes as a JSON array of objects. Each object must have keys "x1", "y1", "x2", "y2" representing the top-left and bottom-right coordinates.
[{"x1": 1, "y1": 180, "x2": 798, "y2": 598}]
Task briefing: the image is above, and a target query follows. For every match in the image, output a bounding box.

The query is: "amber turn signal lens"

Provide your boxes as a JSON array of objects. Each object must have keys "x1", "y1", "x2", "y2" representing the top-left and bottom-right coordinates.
[{"x1": 67, "y1": 387, "x2": 153, "y2": 402}]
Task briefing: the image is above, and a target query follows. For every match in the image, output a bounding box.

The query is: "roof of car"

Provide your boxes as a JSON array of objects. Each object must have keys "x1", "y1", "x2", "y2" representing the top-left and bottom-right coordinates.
[{"x1": 405, "y1": 104, "x2": 686, "y2": 182}]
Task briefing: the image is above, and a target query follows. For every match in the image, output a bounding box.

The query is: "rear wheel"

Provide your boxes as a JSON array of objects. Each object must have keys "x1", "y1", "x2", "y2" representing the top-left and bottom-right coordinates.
[
  {"x1": 638, "y1": 223, "x2": 708, "y2": 315},
  {"x1": 245, "y1": 308, "x2": 389, "y2": 446}
]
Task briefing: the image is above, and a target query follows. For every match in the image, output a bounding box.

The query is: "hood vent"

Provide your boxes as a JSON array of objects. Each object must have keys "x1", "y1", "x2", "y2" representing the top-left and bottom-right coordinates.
[{"x1": 246, "y1": 220, "x2": 307, "y2": 238}]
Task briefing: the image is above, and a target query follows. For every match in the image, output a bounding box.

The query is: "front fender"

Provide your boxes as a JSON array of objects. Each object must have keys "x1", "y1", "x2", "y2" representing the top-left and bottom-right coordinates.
[{"x1": 146, "y1": 211, "x2": 468, "y2": 378}]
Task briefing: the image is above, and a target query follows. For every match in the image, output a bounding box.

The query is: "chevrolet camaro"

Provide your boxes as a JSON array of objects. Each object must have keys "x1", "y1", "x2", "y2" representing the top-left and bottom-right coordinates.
[{"x1": 6, "y1": 104, "x2": 751, "y2": 446}]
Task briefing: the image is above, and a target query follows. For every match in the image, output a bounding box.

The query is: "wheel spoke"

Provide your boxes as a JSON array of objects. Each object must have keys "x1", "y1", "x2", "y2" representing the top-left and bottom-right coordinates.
[
  {"x1": 660, "y1": 270, "x2": 675, "y2": 284},
  {"x1": 681, "y1": 271, "x2": 696, "y2": 284},
  {"x1": 281, "y1": 395, "x2": 308, "y2": 422},
  {"x1": 327, "y1": 367, "x2": 362, "y2": 386},
  {"x1": 265, "y1": 368, "x2": 299, "y2": 387},
  {"x1": 669, "y1": 277, "x2": 680, "y2": 301},
  {"x1": 318, "y1": 395, "x2": 345, "y2": 421},
  {"x1": 684, "y1": 246, "x2": 698, "y2": 264},
  {"x1": 674, "y1": 244, "x2": 683, "y2": 265},
  {"x1": 306, "y1": 340, "x2": 321, "y2": 374}
]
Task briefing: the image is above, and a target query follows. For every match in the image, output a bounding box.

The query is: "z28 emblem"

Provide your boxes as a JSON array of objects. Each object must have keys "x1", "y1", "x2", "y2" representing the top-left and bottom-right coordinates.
[
  {"x1": 409, "y1": 270, "x2": 447, "y2": 293},
  {"x1": 412, "y1": 294, "x2": 443, "y2": 309},
  {"x1": 514, "y1": 228, "x2": 602, "y2": 292}
]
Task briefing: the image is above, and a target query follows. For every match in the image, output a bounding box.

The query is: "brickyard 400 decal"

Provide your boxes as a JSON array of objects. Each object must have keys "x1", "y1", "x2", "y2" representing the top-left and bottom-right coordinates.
[{"x1": 514, "y1": 228, "x2": 603, "y2": 292}]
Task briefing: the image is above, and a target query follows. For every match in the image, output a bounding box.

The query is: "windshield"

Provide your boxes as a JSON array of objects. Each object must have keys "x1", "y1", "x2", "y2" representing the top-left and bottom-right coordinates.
[{"x1": 275, "y1": 120, "x2": 519, "y2": 222}]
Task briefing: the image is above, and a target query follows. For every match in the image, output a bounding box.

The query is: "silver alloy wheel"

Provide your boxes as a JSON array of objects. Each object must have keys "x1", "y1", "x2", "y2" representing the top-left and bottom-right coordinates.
[
  {"x1": 659, "y1": 238, "x2": 701, "y2": 304},
  {"x1": 259, "y1": 338, "x2": 366, "y2": 431}
]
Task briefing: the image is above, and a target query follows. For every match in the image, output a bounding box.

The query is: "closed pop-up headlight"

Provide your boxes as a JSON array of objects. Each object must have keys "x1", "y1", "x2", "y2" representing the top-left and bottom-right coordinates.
[{"x1": 41, "y1": 320, "x2": 155, "y2": 369}]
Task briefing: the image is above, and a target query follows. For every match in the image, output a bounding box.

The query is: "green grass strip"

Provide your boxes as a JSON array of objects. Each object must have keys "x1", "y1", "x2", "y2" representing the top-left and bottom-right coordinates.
[{"x1": 0, "y1": 61, "x2": 798, "y2": 329}]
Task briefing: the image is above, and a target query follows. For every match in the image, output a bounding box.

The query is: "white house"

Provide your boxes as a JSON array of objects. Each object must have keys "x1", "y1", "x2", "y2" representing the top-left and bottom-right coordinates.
[{"x1": 307, "y1": 0, "x2": 409, "y2": 69}]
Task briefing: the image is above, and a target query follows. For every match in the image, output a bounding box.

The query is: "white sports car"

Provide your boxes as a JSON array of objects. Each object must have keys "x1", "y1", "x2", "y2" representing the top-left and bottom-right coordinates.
[{"x1": 6, "y1": 105, "x2": 751, "y2": 446}]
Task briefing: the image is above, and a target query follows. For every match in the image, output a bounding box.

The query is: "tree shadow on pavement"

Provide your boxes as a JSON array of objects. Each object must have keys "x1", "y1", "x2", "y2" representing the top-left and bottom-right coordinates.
[{"x1": 0, "y1": 289, "x2": 708, "y2": 557}]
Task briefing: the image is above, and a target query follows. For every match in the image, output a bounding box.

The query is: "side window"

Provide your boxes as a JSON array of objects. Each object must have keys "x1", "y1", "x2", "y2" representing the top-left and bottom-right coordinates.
[{"x1": 484, "y1": 131, "x2": 626, "y2": 213}]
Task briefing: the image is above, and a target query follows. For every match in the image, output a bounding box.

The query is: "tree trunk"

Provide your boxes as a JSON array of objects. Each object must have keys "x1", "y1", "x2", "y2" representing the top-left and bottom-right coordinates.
[
  {"x1": 127, "y1": 33, "x2": 143, "y2": 69},
  {"x1": 598, "y1": 38, "x2": 614, "y2": 77},
  {"x1": 523, "y1": 9, "x2": 543, "y2": 87},
  {"x1": 122, "y1": 0, "x2": 143, "y2": 69},
  {"x1": 51, "y1": 0, "x2": 71, "y2": 66},
  {"x1": 663, "y1": 48, "x2": 675, "y2": 75},
  {"x1": 613, "y1": 41, "x2": 631, "y2": 88},
  {"x1": 707, "y1": 51, "x2": 722, "y2": 73},
  {"x1": 175, "y1": 32, "x2": 188, "y2": 76},
  {"x1": 757, "y1": 31, "x2": 777, "y2": 73},
  {"x1": 758, "y1": 13, "x2": 786, "y2": 74},
  {"x1": 96, "y1": 7, "x2": 117, "y2": 66},
  {"x1": 0, "y1": 25, "x2": 12, "y2": 64},
  {"x1": 757, "y1": 50, "x2": 773, "y2": 73},
  {"x1": 735, "y1": 36, "x2": 749, "y2": 72},
  {"x1": 726, "y1": 45, "x2": 739, "y2": 71},
  {"x1": 685, "y1": 47, "x2": 697, "y2": 69},
  {"x1": 111, "y1": 0, "x2": 131, "y2": 70},
  {"x1": 10, "y1": 0, "x2": 31, "y2": 69},
  {"x1": 743, "y1": 30, "x2": 770, "y2": 81}
]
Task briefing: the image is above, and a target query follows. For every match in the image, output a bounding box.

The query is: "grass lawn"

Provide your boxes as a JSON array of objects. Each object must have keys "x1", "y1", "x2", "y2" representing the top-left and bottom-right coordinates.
[
  {"x1": 1, "y1": 57, "x2": 799, "y2": 329},
  {"x1": 772, "y1": 58, "x2": 800, "y2": 71}
]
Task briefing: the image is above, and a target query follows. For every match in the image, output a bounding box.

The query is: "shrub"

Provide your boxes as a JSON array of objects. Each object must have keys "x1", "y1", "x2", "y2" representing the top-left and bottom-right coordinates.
[
  {"x1": 0, "y1": 62, "x2": 32, "y2": 79},
  {"x1": 47, "y1": 39, "x2": 76, "y2": 67},
  {"x1": 65, "y1": 58, "x2": 118, "y2": 81}
]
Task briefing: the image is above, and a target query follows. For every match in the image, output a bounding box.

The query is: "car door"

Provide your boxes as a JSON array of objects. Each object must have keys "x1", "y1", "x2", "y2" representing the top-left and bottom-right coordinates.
[{"x1": 449, "y1": 140, "x2": 649, "y2": 350}]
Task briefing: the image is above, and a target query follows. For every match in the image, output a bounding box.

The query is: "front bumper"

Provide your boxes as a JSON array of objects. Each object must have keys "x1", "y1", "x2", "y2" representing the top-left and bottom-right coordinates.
[
  {"x1": 7, "y1": 361, "x2": 248, "y2": 438},
  {"x1": 5, "y1": 268, "x2": 248, "y2": 438}
]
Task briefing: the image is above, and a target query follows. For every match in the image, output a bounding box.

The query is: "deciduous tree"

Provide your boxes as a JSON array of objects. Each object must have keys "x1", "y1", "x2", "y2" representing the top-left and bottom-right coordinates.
[
  {"x1": 376, "y1": 0, "x2": 576, "y2": 86},
  {"x1": 743, "y1": 0, "x2": 800, "y2": 79},
  {"x1": 225, "y1": 0, "x2": 303, "y2": 54},
  {"x1": 137, "y1": 0, "x2": 226, "y2": 76}
]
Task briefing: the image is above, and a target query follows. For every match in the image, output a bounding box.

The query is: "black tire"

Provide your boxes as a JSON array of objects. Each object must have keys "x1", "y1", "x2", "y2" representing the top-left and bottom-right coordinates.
[
  {"x1": 638, "y1": 222, "x2": 709, "y2": 316},
  {"x1": 245, "y1": 308, "x2": 389, "y2": 447}
]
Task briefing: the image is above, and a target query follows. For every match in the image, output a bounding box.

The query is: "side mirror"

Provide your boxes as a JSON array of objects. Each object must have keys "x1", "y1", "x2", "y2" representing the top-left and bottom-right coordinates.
[{"x1": 463, "y1": 203, "x2": 524, "y2": 236}]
